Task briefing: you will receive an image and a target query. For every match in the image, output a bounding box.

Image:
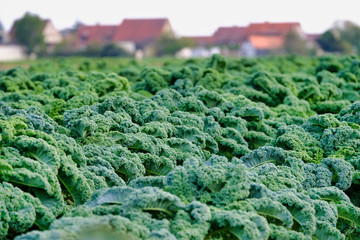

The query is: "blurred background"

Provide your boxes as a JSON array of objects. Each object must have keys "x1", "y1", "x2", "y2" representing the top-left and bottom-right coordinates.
[{"x1": 1, "y1": 0, "x2": 360, "y2": 61}]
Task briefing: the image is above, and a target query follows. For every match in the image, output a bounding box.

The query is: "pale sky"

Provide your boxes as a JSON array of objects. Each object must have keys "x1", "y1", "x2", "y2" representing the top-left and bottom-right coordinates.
[{"x1": 1, "y1": 0, "x2": 360, "y2": 36}]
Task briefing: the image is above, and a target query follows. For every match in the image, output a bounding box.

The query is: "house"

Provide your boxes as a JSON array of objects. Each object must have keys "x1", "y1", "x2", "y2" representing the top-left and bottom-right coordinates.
[
  {"x1": 0, "y1": 45, "x2": 26, "y2": 62},
  {"x1": 76, "y1": 24, "x2": 118, "y2": 49},
  {"x1": 243, "y1": 22, "x2": 305, "y2": 39},
  {"x1": 188, "y1": 22, "x2": 309, "y2": 57},
  {"x1": 240, "y1": 22, "x2": 306, "y2": 56},
  {"x1": 191, "y1": 23, "x2": 300, "y2": 49},
  {"x1": 241, "y1": 35, "x2": 285, "y2": 56},
  {"x1": 0, "y1": 21, "x2": 26, "y2": 61},
  {"x1": 113, "y1": 18, "x2": 173, "y2": 50},
  {"x1": 42, "y1": 19, "x2": 63, "y2": 46},
  {"x1": 75, "y1": 18, "x2": 174, "y2": 56},
  {"x1": 175, "y1": 47, "x2": 193, "y2": 58},
  {"x1": 192, "y1": 46, "x2": 220, "y2": 58}
]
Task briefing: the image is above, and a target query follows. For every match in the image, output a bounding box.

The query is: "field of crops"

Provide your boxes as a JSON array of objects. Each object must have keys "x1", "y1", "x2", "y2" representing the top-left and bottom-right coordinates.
[{"x1": 1, "y1": 55, "x2": 360, "y2": 239}]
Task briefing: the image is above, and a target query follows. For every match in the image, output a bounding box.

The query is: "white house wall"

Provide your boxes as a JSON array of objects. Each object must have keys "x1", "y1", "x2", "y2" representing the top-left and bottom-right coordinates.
[
  {"x1": 0, "y1": 45, "x2": 26, "y2": 62},
  {"x1": 116, "y1": 41, "x2": 136, "y2": 54},
  {"x1": 240, "y1": 41, "x2": 256, "y2": 57},
  {"x1": 43, "y1": 21, "x2": 63, "y2": 45}
]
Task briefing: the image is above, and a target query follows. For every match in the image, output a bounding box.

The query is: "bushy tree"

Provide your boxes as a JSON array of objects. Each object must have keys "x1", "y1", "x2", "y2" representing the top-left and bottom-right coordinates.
[
  {"x1": 155, "y1": 34, "x2": 195, "y2": 56},
  {"x1": 12, "y1": 12, "x2": 45, "y2": 55},
  {"x1": 317, "y1": 30, "x2": 352, "y2": 53},
  {"x1": 100, "y1": 43, "x2": 132, "y2": 57},
  {"x1": 317, "y1": 21, "x2": 360, "y2": 54},
  {"x1": 336, "y1": 21, "x2": 360, "y2": 54},
  {"x1": 284, "y1": 31, "x2": 312, "y2": 55}
]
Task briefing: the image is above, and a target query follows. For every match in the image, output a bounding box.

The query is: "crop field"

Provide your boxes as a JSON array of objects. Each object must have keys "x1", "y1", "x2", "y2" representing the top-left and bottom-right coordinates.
[{"x1": 1, "y1": 55, "x2": 360, "y2": 239}]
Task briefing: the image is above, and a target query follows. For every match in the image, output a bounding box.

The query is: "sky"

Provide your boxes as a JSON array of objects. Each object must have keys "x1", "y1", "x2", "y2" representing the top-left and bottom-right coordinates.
[{"x1": 1, "y1": 0, "x2": 360, "y2": 36}]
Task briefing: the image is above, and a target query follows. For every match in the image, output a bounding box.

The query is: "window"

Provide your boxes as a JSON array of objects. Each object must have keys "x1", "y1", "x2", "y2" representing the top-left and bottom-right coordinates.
[
  {"x1": 104, "y1": 35, "x2": 111, "y2": 43},
  {"x1": 80, "y1": 35, "x2": 88, "y2": 43}
]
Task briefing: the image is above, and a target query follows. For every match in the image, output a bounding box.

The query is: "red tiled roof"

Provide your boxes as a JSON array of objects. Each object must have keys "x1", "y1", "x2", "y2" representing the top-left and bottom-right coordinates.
[
  {"x1": 213, "y1": 26, "x2": 246, "y2": 44},
  {"x1": 113, "y1": 18, "x2": 170, "y2": 44},
  {"x1": 209, "y1": 22, "x2": 302, "y2": 46},
  {"x1": 76, "y1": 24, "x2": 118, "y2": 46},
  {"x1": 248, "y1": 35, "x2": 285, "y2": 50},
  {"x1": 244, "y1": 22, "x2": 301, "y2": 36},
  {"x1": 75, "y1": 18, "x2": 171, "y2": 47}
]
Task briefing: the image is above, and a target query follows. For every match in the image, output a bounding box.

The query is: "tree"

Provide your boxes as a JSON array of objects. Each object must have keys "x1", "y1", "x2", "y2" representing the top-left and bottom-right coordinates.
[
  {"x1": 100, "y1": 43, "x2": 132, "y2": 57},
  {"x1": 52, "y1": 21, "x2": 83, "y2": 57},
  {"x1": 12, "y1": 12, "x2": 45, "y2": 55},
  {"x1": 336, "y1": 21, "x2": 360, "y2": 54},
  {"x1": 71, "y1": 20, "x2": 83, "y2": 34},
  {"x1": 284, "y1": 31, "x2": 311, "y2": 55},
  {"x1": 155, "y1": 34, "x2": 195, "y2": 56},
  {"x1": 317, "y1": 21, "x2": 360, "y2": 54},
  {"x1": 317, "y1": 30, "x2": 352, "y2": 54}
]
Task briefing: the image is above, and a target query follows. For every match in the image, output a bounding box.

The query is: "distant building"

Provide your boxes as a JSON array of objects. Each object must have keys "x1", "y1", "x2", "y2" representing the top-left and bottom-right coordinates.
[
  {"x1": 240, "y1": 22, "x2": 305, "y2": 56},
  {"x1": 176, "y1": 47, "x2": 193, "y2": 58},
  {"x1": 76, "y1": 24, "x2": 118, "y2": 49},
  {"x1": 243, "y1": 22, "x2": 305, "y2": 38},
  {"x1": 0, "y1": 45, "x2": 26, "y2": 62},
  {"x1": 241, "y1": 35, "x2": 285, "y2": 56},
  {"x1": 75, "y1": 18, "x2": 174, "y2": 56},
  {"x1": 42, "y1": 19, "x2": 63, "y2": 47},
  {"x1": 113, "y1": 18, "x2": 173, "y2": 51},
  {"x1": 0, "y1": 21, "x2": 27, "y2": 61},
  {"x1": 187, "y1": 21, "x2": 311, "y2": 57}
]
